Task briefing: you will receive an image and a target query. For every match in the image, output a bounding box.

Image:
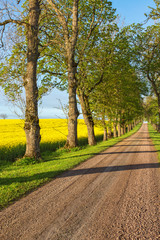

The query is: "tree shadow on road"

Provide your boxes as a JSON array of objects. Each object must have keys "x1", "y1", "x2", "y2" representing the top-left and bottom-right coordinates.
[
  {"x1": 48, "y1": 150, "x2": 158, "y2": 161},
  {"x1": 58, "y1": 163, "x2": 160, "y2": 178},
  {"x1": 1, "y1": 163, "x2": 159, "y2": 186}
]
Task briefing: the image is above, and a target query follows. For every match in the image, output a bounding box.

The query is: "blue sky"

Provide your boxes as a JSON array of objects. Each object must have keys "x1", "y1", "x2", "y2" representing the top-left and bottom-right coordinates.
[
  {"x1": 0, "y1": 0, "x2": 156, "y2": 119},
  {"x1": 111, "y1": 0, "x2": 155, "y2": 25}
]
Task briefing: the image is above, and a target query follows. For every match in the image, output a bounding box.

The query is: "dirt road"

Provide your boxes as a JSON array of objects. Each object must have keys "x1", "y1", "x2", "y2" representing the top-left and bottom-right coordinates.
[{"x1": 0, "y1": 123, "x2": 160, "y2": 240}]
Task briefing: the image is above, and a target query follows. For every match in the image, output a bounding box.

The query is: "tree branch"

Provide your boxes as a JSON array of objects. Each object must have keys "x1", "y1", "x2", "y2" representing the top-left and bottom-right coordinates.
[
  {"x1": 88, "y1": 70, "x2": 104, "y2": 94},
  {"x1": 79, "y1": 4, "x2": 103, "y2": 63},
  {"x1": 41, "y1": 70, "x2": 63, "y2": 76},
  {"x1": 46, "y1": 0, "x2": 69, "y2": 46},
  {"x1": 0, "y1": 25, "x2": 5, "y2": 47},
  {"x1": 71, "y1": 0, "x2": 79, "y2": 51},
  {"x1": 0, "y1": 19, "x2": 29, "y2": 27}
]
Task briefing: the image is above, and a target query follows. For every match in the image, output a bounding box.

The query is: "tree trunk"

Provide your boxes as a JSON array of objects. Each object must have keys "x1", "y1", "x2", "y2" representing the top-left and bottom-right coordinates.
[
  {"x1": 117, "y1": 116, "x2": 121, "y2": 137},
  {"x1": 133, "y1": 119, "x2": 136, "y2": 127},
  {"x1": 103, "y1": 128, "x2": 107, "y2": 141},
  {"x1": 66, "y1": 65, "x2": 79, "y2": 147},
  {"x1": 102, "y1": 115, "x2": 107, "y2": 141},
  {"x1": 66, "y1": 1, "x2": 79, "y2": 147},
  {"x1": 113, "y1": 123, "x2": 117, "y2": 138},
  {"x1": 78, "y1": 92, "x2": 96, "y2": 145},
  {"x1": 24, "y1": 0, "x2": 41, "y2": 159},
  {"x1": 121, "y1": 126, "x2": 124, "y2": 135},
  {"x1": 118, "y1": 123, "x2": 121, "y2": 137},
  {"x1": 123, "y1": 125, "x2": 126, "y2": 134},
  {"x1": 107, "y1": 123, "x2": 112, "y2": 138}
]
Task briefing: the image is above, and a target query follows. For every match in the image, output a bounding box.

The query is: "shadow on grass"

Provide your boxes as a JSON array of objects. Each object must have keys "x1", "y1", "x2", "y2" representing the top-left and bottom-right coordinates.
[
  {"x1": 124, "y1": 139, "x2": 153, "y2": 142},
  {"x1": 149, "y1": 131, "x2": 159, "y2": 133},
  {"x1": 44, "y1": 150, "x2": 158, "y2": 162},
  {"x1": 0, "y1": 163, "x2": 159, "y2": 186},
  {"x1": 111, "y1": 144, "x2": 155, "y2": 147},
  {"x1": 128, "y1": 137, "x2": 151, "y2": 140}
]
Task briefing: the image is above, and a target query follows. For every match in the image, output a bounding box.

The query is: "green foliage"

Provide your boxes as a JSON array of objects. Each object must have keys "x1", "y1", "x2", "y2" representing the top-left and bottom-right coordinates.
[
  {"x1": 147, "y1": 0, "x2": 160, "y2": 20},
  {"x1": 13, "y1": 157, "x2": 42, "y2": 166},
  {"x1": 0, "y1": 43, "x2": 25, "y2": 102},
  {"x1": 0, "y1": 0, "x2": 117, "y2": 104},
  {"x1": 144, "y1": 96, "x2": 159, "y2": 124},
  {"x1": 133, "y1": 24, "x2": 160, "y2": 126},
  {"x1": 89, "y1": 26, "x2": 145, "y2": 126},
  {"x1": 0, "y1": 144, "x2": 25, "y2": 162},
  {"x1": 139, "y1": 24, "x2": 160, "y2": 86}
]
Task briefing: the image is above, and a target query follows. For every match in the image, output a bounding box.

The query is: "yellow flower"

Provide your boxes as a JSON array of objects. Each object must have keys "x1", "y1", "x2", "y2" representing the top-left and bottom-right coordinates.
[{"x1": 0, "y1": 119, "x2": 104, "y2": 148}]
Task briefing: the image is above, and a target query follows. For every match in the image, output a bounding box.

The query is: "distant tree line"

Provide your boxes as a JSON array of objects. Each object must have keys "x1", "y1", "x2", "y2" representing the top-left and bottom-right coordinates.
[{"x1": 0, "y1": 114, "x2": 7, "y2": 119}]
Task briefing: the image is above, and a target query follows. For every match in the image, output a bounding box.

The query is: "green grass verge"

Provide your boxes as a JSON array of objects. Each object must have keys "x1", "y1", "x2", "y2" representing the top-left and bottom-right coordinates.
[
  {"x1": 0, "y1": 123, "x2": 142, "y2": 209},
  {"x1": 148, "y1": 123, "x2": 160, "y2": 163}
]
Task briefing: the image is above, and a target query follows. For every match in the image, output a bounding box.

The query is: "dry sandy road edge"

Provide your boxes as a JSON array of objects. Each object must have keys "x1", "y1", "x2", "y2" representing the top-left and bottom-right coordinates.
[{"x1": 0, "y1": 123, "x2": 160, "y2": 239}]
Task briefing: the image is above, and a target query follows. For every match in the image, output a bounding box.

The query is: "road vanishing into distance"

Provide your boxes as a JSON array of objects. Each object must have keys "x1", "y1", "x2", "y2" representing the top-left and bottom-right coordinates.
[{"x1": 0, "y1": 123, "x2": 160, "y2": 239}]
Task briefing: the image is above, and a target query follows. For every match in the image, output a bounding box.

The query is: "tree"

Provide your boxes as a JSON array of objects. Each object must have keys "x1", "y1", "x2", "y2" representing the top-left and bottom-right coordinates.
[
  {"x1": 147, "y1": 0, "x2": 160, "y2": 20},
  {"x1": 89, "y1": 26, "x2": 145, "y2": 137},
  {"x1": 23, "y1": 0, "x2": 41, "y2": 158},
  {"x1": 39, "y1": 0, "x2": 116, "y2": 147},
  {"x1": 41, "y1": 0, "x2": 79, "y2": 147},
  {"x1": 0, "y1": 114, "x2": 8, "y2": 119},
  {"x1": 138, "y1": 24, "x2": 160, "y2": 131},
  {"x1": 144, "y1": 95, "x2": 159, "y2": 128},
  {"x1": 0, "y1": 0, "x2": 41, "y2": 159},
  {"x1": 76, "y1": 22, "x2": 118, "y2": 145},
  {"x1": 0, "y1": 0, "x2": 116, "y2": 149}
]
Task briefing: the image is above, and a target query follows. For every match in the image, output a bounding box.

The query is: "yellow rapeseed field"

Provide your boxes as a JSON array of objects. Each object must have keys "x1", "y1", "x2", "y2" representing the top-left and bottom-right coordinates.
[{"x1": 0, "y1": 119, "x2": 104, "y2": 148}]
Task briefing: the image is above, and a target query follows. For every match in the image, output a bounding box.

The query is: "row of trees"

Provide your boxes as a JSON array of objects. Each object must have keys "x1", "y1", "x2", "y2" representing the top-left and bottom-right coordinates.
[
  {"x1": 136, "y1": 1, "x2": 160, "y2": 131},
  {"x1": 0, "y1": 0, "x2": 159, "y2": 159}
]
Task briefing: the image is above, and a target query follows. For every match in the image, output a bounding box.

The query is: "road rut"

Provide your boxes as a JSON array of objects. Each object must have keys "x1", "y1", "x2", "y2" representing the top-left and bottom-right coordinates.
[{"x1": 0, "y1": 123, "x2": 160, "y2": 239}]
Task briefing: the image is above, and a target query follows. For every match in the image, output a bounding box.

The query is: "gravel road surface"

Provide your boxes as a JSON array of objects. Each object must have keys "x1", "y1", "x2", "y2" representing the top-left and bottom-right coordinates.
[{"x1": 0, "y1": 123, "x2": 160, "y2": 239}]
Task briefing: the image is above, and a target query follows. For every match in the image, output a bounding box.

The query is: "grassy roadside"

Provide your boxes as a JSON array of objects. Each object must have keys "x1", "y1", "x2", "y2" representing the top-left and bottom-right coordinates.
[
  {"x1": 0, "y1": 123, "x2": 142, "y2": 210},
  {"x1": 148, "y1": 123, "x2": 160, "y2": 163}
]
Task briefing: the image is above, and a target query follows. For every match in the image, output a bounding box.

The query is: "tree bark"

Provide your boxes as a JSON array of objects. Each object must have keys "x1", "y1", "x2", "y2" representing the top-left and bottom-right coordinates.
[
  {"x1": 128, "y1": 123, "x2": 132, "y2": 132},
  {"x1": 103, "y1": 128, "x2": 108, "y2": 141},
  {"x1": 133, "y1": 119, "x2": 136, "y2": 128},
  {"x1": 113, "y1": 123, "x2": 117, "y2": 138},
  {"x1": 24, "y1": 0, "x2": 41, "y2": 159},
  {"x1": 107, "y1": 122, "x2": 112, "y2": 138},
  {"x1": 66, "y1": 0, "x2": 79, "y2": 147},
  {"x1": 78, "y1": 91, "x2": 96, "y2": 145},
  {"x1": 121, "y1": 126, "x2": 124, "y2": 135},
  {"x1": 102, "y1": 115, "x2": 107, "y2": 141},
  {"x1": 118, "y1": 122, "x2": 121, "y2": 137},
  {"x1": 47, "y1": 0, "x2": 79, "y2": 148},
  {"x1": 66, "y1": 62, "x2": 79, "y2": 147}
]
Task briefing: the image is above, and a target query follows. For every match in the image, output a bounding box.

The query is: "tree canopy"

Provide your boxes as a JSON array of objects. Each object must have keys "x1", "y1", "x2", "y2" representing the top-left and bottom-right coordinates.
[{"x1": 0, "y1": 0, "x2": 160, "y2": 159}]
